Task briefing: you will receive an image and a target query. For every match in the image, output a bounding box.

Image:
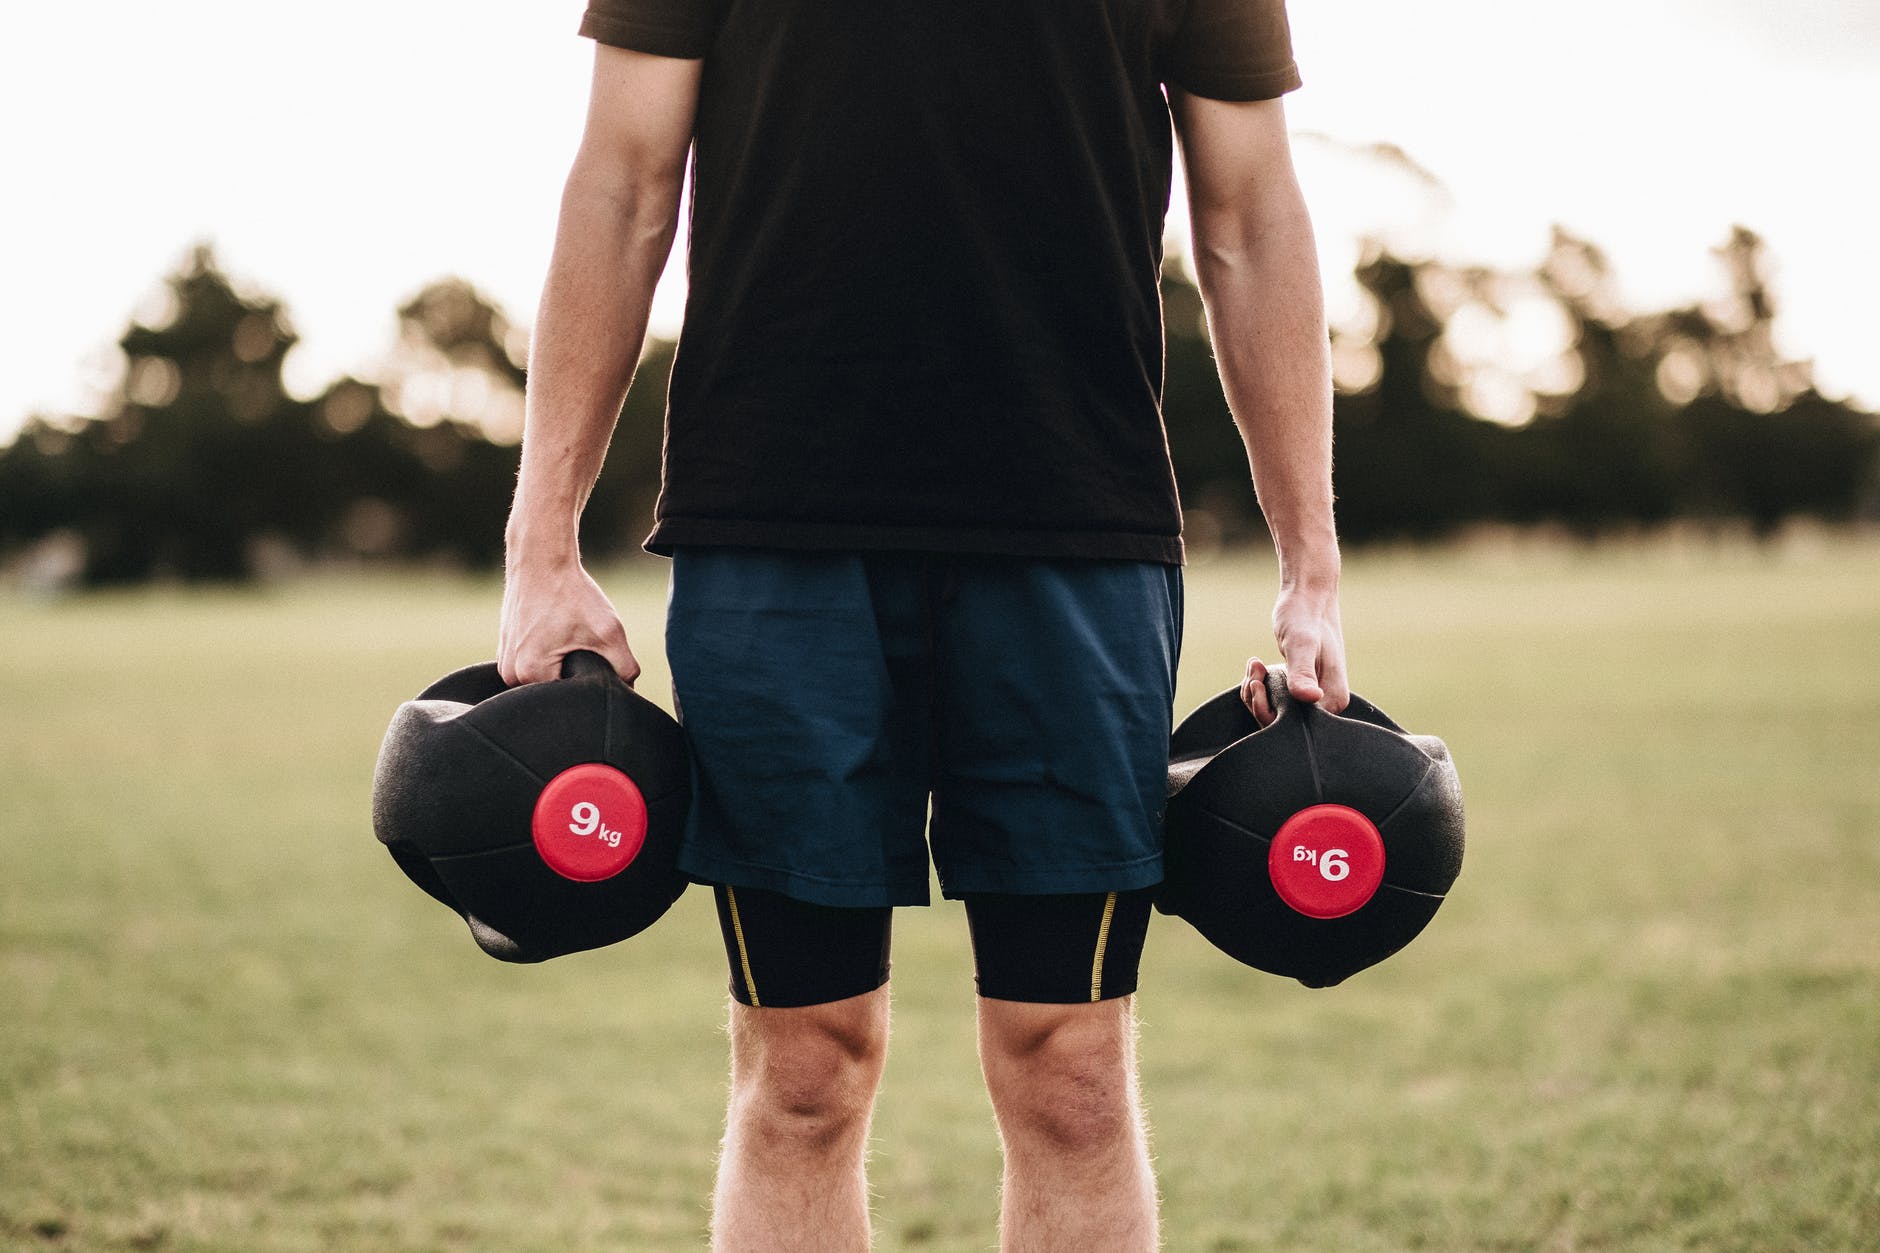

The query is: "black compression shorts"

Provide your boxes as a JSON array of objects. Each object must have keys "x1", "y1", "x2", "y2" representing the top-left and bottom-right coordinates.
[{"x1": 711, "y1": 884, "x2": 1155, "y2": 1008}]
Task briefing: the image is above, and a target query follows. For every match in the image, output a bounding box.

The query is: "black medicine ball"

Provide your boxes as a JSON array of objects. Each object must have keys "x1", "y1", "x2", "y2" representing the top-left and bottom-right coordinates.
[
  {"x1": 371, "y1": 650, "x2": 691, "y2": 963},
  {"x1": 1159, "y1": 666, "x2": 1464, "y2": 987}
]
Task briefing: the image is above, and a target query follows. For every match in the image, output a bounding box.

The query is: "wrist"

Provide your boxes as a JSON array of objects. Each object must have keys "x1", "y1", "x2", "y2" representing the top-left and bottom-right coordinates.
[
  {"x1": 1275, "y1": 533, "x2": 1341, "y2": 593},
  {"x1": 504, "y1": 516, "x2": 581, "y2": 569},
  {"x1": 505, "y1": 482, "x2": 582, "y2": 542}
]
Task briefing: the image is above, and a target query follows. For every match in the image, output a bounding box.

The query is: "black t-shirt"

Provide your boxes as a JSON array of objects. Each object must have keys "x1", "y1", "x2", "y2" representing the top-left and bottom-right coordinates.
[{"x1": 579, "y1": 0, "x2": 1300, "y2": 564}]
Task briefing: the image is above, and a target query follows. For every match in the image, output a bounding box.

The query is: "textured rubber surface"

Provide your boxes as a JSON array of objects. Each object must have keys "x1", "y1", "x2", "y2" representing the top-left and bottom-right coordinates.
[
  {"x1": 372, "y1": 650, "x2": 691, "y2": 962},
  {"x1": 1159, "y1": 667, "x2": 1464, "y2": 987}
]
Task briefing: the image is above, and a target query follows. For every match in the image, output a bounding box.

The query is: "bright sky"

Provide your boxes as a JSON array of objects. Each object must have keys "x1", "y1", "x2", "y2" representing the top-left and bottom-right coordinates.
[{"x1": 3, "y1": 0, "x2": 1877, "y2": 442}]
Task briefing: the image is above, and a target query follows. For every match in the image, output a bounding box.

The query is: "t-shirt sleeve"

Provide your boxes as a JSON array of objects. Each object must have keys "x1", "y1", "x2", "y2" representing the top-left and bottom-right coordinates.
[
  {"x1": 578, "y1": 0, "x2": 721, "y2": 59},
  {"x1": 1161, "y1": 0, "x2": 1302, "y2": 101}
]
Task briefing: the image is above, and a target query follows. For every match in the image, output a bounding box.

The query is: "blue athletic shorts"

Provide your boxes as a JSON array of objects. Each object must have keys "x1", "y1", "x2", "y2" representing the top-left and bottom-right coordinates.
[{"x1": 664, "y1": 548, "x2": 1184, "y2": 907}]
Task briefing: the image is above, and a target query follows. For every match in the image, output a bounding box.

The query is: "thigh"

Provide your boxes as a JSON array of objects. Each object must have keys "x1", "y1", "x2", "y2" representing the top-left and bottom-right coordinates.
[
  {"x1": 666, "y1": 548, "x2": 934, "y2": 906},
  {"x1": 964, "y1": 888, "x2": 1156, "y2": 1003},
  {"x1": 714, "y1": 884, "x2": 894, "y2": 1009},
  {"x1": 931, "y1": 559, "x2": 1182, "y2": 898}
]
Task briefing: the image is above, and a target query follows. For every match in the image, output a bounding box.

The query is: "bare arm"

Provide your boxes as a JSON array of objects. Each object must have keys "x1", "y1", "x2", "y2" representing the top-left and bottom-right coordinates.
[
  {"x1": 1169, "y1": 88, "x2": 1349, "y2": 718},
  {"x1": 499, "y1": 45, "x2": 702, "y2": 686}
]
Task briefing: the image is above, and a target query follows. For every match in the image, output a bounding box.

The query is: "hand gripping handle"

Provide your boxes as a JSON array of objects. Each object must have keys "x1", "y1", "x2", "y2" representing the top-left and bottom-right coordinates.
[
  {"x1": 557, "y1": 648, "x2": 628, "y2": 685},
  {"x1": 1259, "y1": 663, "x2": 1298, "y2": 724}
]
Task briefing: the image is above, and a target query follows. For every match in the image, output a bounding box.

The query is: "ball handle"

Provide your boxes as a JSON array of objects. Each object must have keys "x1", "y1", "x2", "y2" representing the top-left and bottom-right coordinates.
[
  {"x1": 558, "y1": 648, "x2": 626, "y2": 686},
  {"x1": 1259, "y1": 663, "x2": 1297, "y2": 724},
  {"x1": 1265, "y1": 664, "x2": 1409, "y2": 738}
]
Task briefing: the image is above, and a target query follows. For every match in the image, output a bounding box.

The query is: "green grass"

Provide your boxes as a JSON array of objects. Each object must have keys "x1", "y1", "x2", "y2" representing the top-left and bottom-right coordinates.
[{"x1": 3, "y1": 534, "x2": 1878, "y2": 1251}]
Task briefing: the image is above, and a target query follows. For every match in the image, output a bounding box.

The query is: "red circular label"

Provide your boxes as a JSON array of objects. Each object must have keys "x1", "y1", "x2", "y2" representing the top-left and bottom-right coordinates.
[
  {"x1": 1267, "y1": 804, "x2": 1386, "y2": 919},
  {"x1": 530, "y1": 763, "x2": 649, "y2": 882}
]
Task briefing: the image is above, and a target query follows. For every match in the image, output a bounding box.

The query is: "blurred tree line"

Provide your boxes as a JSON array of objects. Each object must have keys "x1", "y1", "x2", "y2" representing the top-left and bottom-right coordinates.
[{"x1": 2, "y1": 230, "x2": 1876, "y2": 587}]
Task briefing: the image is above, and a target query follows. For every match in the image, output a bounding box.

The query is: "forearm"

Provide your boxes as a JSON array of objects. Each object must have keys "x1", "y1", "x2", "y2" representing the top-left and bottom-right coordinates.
[
  {"x1": 1172, "y1": 90, "x2": 1350, "y2": 707},
  {"x1": 508, "y1": 164, "x2": 682, "y2": 560},
  {"x1": 1191, "y1": 189, "x2": 1338, "y2": 584}
]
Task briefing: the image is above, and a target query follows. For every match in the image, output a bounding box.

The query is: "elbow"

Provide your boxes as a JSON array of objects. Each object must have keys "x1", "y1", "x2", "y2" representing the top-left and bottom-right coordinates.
[
  {"x1": 1189, "y1": 194, "x2": 1320, "y2": 299},
  {"x1": 1189, "y1": 233, "x2": 1249, "y2": 290},
  {"x1": 1191, "y1": 195, "x2": 1312, "y2": 271},
  {"x1": 561, "y1": 157, "x2": 685, "y2": 250}
]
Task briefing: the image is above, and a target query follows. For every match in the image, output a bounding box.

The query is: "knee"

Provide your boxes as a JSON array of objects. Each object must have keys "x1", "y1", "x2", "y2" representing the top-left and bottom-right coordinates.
[
  {"x1": 730, "y1": 993, "x2": 889, "y2": 1154},
  {"x1": 981, "y1": 1002, "x2": 1137, "y2": 1156}
]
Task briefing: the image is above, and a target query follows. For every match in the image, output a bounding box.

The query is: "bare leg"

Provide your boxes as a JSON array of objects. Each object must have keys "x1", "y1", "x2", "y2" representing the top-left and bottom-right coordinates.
[
  {"x1": 978, "y1": 995, "x2": 1158, "y2": 1252},
  {"x1": 711, "y1": 985, "x2": 891, "y2": 1253}
]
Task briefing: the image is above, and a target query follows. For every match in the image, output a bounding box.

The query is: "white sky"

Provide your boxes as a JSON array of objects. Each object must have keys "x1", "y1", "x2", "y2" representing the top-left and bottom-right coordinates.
[{"x1": 2, "y1": 0, "x2": 1876, "y2": 442}]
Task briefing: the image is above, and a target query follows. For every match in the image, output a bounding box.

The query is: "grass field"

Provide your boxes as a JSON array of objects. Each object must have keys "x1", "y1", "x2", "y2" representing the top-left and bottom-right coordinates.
[{"x1": 3, "y1": 535, "x2": 1878, "y2": 1251}]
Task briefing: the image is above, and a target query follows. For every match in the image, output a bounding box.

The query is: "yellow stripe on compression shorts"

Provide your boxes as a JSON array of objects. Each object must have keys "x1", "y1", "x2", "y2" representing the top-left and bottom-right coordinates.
[
  {"x1": 1089, "y1": 891, "x2": 1118, "y2": 1002},
  {"x1": 726, "y1": 886, "x2": 760, "y2": 1008}
]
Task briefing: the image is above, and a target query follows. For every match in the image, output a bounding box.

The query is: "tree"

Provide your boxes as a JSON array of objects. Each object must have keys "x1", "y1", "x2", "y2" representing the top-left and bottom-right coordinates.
[
  {"x1": 5, "y1": 227, "x2": 1876, "y2": 589},
  {"x1": 0, "y1": 250, "x2": 536, "y2": 582}
]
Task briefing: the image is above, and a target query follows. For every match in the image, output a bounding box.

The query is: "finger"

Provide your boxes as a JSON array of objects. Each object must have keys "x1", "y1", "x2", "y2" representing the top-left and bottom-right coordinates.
[
  {"x1": 1285, "y1": 637, "x2": 1325, "y2": 703},
  {"x1": 1240, "y1": 656, "x2": 1274, "y2": 726},
  {"x1": 515, "y1": 648, "x2": 561, "y2": 686},
  {"x1": 586, "y1": 623, "x2": 640, "y2": 687},
  {"x1": 1240, "y1": 674, "x2": 1272, "y2": 724},
  {"x1": 1318, "y1": 644, "x2": 1351, "y2": 715}
]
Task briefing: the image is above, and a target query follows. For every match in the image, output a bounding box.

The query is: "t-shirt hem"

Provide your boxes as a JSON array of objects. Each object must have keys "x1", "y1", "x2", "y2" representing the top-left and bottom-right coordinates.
[
  {"x1": 644, "y1": 517, "x2": 1185, "y2": 565},
  {"x1": 1166, "y1": 61, "x2": 1302, "y2": 102},
  {"x1": 577, "y1": 10, "x2": 710, "y2": 59}
]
